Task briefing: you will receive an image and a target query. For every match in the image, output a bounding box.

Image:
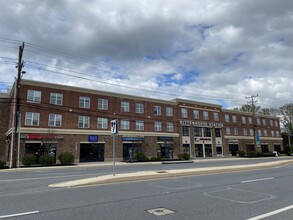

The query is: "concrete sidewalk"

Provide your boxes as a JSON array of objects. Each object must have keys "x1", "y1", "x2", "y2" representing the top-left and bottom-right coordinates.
[{"x1": 49, "y1": 159, "x2": 293, "y2": 188}]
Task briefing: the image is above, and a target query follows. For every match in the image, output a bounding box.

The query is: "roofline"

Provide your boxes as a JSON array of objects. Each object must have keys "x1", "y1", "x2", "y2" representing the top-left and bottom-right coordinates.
[
  {"x1": 20, "y1": 79, "x2": 177, "y2": 105},
  {"x1": 173, "y1": 98, "x2": 222, "y2": 108},
  {"x1": 222, "y1": 109, "x2": 280, "y2": 119}
]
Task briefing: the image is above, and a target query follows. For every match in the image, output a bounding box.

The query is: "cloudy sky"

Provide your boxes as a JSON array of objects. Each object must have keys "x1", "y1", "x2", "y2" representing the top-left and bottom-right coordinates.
[{"x1": 0, "y1": 0, "x2": 293, "y2": 109}]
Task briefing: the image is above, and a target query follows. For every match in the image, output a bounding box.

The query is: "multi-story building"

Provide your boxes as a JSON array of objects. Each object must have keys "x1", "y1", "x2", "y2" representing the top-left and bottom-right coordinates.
[
  {"x1": 0, "y1": 92, "x2": 10, "y2": 159},
  {"x1": 2, "y1": 79, "x2": 283, "y2": 165}
]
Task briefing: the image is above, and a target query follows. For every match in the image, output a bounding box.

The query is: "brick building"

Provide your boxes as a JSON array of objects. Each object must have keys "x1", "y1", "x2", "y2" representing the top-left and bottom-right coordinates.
[
  {"x1": 3, "y1": 79, "x2": 283, "y2": 165},
  {"x1": 0, "y1": 92, "x2": 10, "y2": 160}
]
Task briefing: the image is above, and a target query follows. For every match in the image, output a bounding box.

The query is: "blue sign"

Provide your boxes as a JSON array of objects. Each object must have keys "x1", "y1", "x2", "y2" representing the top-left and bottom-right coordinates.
[
  {"x1": 256, "y1": 134, "x2": 260, "y2": 145},
  {"x1": 122, "y1": 137, "x2": 144, "y2": 141},
  {"x1": 88, "y1": 135, "x2": 98, "y2": 142}
]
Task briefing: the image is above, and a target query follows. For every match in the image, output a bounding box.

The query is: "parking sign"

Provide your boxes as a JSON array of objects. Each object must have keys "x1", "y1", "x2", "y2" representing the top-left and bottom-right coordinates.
[{"x1": 111, "y1": 119, "x2": 118, "y2": 135}]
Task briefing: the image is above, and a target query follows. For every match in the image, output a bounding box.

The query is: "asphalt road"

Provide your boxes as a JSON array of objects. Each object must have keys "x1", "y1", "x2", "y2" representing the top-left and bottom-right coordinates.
[{"x1": 1, "y1": 157, "x2": 293, "y2": 219}]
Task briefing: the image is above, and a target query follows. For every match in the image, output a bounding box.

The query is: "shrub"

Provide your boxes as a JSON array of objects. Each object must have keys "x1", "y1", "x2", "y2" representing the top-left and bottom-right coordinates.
[
  {"x1": 178, "y1": 153, "x2": 190, "y2": 160},
  {"x1": 262, "y1": 152, "x2": 276, "y2": 157},
  {"x1": 0, "y1": 158, "x2": 6, "y2": 169},
  {"x1": 136, "y1": 152, "x2": 148, "y2": 162},
  {"x1": 150, "y1": 157, "x2": 158, "y2": 161},
  {"x1": 286, "y1": 151, "x2": 292, "y2": 156},
  {"x1": 246, "y1": 151, "x2": 257, "y2": 157},
  {"x1": 237, "y1": 151, "x2": 245, "y2": 157},
  {"x1": 58, "y1": 152, "x2": 74, "y2": 165},
  {"x1": 39, "y1": 154, "x2": 55, "y2": 166},
  {"x1": 22, "y1": 155, "x2": 36, "y2": 167}
]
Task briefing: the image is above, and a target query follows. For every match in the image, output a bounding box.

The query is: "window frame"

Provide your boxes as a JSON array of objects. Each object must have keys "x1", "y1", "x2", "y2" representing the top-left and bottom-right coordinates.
[
  {"x1": 27, "y1": 90, "x2": 41, "y2": 103},
  {"x1": 48, "y1": 114, "x2": 62, "y2": 127},
  {"x1": 135, "y1": 103, "x2": 144, "y2": 114},
  {"x1": 121, "y1": 119, "x2": 130, "y2": 130},
  {"x1": 181, "y1": 108, "x2": 188, "y2": 118},
  {"x1": 154, "y1": 121, "x2": 162, "y2": 131},
  {"x1": 50, "y1": 93, "x2": 63, "y2": 105},
  {"x1": 25, "y1": 112, "x2": 40, "y2": 126},
  {"x1": 79, "y1": 96, "x2": 90, "y2": 108},
  {"x1": 166, "y1": 107, "x2": 173, "y2": 116},
  {"x1": 121, "y1": 101, "x2": 130, "y2": 113},
  {"x1": 97, "y1": 117, "x2": 108, "y2": 129},
  {"x1": 78, "y1": 116, "x2": 90, "y2": 128},
  {"x1": 136, "y1": 120, "x2": 144, "y2": 130},
  {"x1": 98, "y1": 98, "x2": 108, "y2": 110},
  {"x1": 154, "y1": 106, "x2": 161, "y2": 115}
]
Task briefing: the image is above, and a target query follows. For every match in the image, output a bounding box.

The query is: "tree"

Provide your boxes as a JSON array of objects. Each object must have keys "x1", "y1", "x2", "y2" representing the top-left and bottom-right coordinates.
[
  {"x1": 279, "y1": 104, "x2": 293, "y2": 134},
  {"x1": 233, "y1": 104, "x2": 261, "y2": 113}
]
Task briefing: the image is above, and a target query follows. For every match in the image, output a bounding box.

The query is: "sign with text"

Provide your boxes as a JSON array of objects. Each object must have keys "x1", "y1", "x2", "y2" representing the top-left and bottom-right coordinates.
[
  {"x1": 111, "y1": 119, "x2": 118, "y2": 135},
  {"x1": 88, "y1": 135, "x2": 98, "y2": 142}
]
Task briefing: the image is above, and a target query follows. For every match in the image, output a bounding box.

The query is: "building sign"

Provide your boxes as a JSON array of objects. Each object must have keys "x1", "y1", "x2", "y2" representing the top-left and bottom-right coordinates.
[
  {"x1": 157, "y1": 137, "x2": 174, "y2": 141},
  {"x1": 88, "y1": 135, "x2": 98, "y2": 142},
  {"x1": 20, "y1": 134, "x2": 64, "y2": 140},
  {"x1": 195, "y1": 137, "x2": 212, "y2": 142},
  {"x1": 122, "y1": 137, "x2": 144, "y2": 141},
  {"x1": 228, "y1": 139, "x2": 239, "y2": 143},
  {"x1": 180, "y1": 120, "x2": 223, "y2": 128}
]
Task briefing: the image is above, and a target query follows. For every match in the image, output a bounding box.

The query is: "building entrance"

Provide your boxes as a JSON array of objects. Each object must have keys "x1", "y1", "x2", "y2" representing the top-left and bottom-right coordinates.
[
  {"x1": 25, "y1": 142, "x2": 57, "y2": 164},
  {"x1": 80, "y1": 143, "x2": 104, "y2": 162},
  {"x1": 123, "y1": 143, "x2": 141, "y2": 161}
]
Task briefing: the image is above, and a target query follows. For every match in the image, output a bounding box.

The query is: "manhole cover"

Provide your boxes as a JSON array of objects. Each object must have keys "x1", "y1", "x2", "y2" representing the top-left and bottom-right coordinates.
[{"x1": 147, "y1": 207, "x2": 175, "y2": 216}]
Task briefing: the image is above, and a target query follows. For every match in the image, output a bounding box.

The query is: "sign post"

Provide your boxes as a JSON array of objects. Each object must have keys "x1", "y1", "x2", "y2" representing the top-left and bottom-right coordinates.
[{"x1": 111, "y1": 119, "x2": 118, "y2": 176}]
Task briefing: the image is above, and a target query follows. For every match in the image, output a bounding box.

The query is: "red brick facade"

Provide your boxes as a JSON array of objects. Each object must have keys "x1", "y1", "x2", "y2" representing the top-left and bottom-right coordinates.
[{"x1": 3, "y1": 80, "x2": 283, "y2": 165}]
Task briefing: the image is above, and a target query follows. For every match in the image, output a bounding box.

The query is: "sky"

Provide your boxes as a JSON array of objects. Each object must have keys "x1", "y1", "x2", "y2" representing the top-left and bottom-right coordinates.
[{"x1": 0, "y1": 0, "x2": 293, "y2": 109}]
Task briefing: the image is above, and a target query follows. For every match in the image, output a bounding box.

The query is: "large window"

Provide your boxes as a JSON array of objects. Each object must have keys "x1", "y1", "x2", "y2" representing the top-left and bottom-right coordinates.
[
  {"x1": 262, "y1": 119, "x2": 266, "y2": 126},
  {"x1": 136, "y1": 120, "x2": 144, "y2": 130},
  {"x1": 135, "y1": 103, "x2": 144, "y2": 114},
  {"x1": 193, "y1": 110, "x2": 199, "y2": 119},
  {"x1": 242, "y1": 116, "x2": 246, "y2": 124},
  {"x1": 97, "y1": 117, "x2": 108, "y2": 129},
  {"x1": 98, "y1": 98, "x2": 108, "y2": 110},
  {"x1": 166, "y1": 107, "x2": 173, "y2": 116},
  {"x1": 194, "y1": 127, "x2": 202, "y2": 137},
  {"x1": 232, "y1": 115, "x2": 237, "y2": 123},
  {"x1": 167, "y1": 122, "x2": 174, "y2": 132},
  {"x1": 243, "y1": 128, "x2": 247, "y2": 136},
  {"x1": 271, "y1": 130, "x2": 275, "y2": 137},
  {"x1": 121, "y1": 101, "x2": 130, "y2": 112},
  {"x1": 203, "y1": 111, "x2": 209, "y2": 120},
  {"x1": 182, "y1": 126, "x2": 189, "y2": 136},
  {"x1": 27, "y1": 90, "x2": 41, "y2": 103},
  {"x1": 25, "y1": 112, "x2": 40, "y2": 126},
  {"x1": 154, "y1": 106, "x2": 161, "y2": 115},
  {"x1": 121, "y1": 119, "x2": 130, "y2": 130},
  {"x1": 203, "y1": 128, "x2": 211, "y2": 137},
  {"x1": 225, "y1": 114, "x2": 229, "y2": 122},
  {"x1": 154, "y1": 121, "x2": 162, "y2": 131},
  {"x1": 181, "y1": 108, "x2": 188, "y2": 118},
  {"x1": 48, "y1": 114, "x2": 62, "y2": 127},
  {"x1": 250, "y1": 128, "x2": 254, "y2": 136},
  {"x1": 78, "y1": 116, "x2": 90, "y2": 128},
  {"x1": 79, "y1": 96, "x2": 90, "y2": 108},
  {"x1": 234, "y1": 128, "x2": 238, "y2": 135},
  {"x1": 258, "y1": 129, "x2": 262, "y2": 136},
  {"x1": 248, "y1": 117, "x2": 253, "y2": 124},
  {"x1": 226, "y1": 127, "x2": 231, "y2": 135},
  {"x1": 50, "y1": 93, "x2": 63, "y2": 105},
  {"x1": 213, "y1": 112, "x2": 219, "y2": 121},
  {"x1": 264, "y1": 130, "x2": 268, "y2": 136}
]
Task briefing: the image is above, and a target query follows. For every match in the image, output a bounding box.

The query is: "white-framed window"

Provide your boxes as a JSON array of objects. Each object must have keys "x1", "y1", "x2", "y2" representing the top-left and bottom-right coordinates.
[
  {"x1": 243, "y1": 128, "x2": 247, "y2": 136},
  {"x1": 262, "y1": 119, "x2": 266, "y2": 126},
  {"x1": 257, "y1": 118, "x2": 261, "y2": 125},
  {"x1": 27, "y1": 90, "x2": 41, "y2": 103},
  {"x1": 270, "y1": 120, "x2": 273, "y2": 126},
  {"x1": 167, "y1": 122, "x2": 174, "y2": 132},
  {"x1": 249, "y1": 128, "x2": 254, "y2": 136},
  {"x1": 97, "y1": 117, "x2": 108, "y2": 129},
  {"x1": 226, "y1": 127, "x2": 231, "y2": 135},
  {"x1": 258, "y1": 129, "x2": 262, "y2": 137},
  {"x1": 154, "y1": 106, "x2": 161, "y2": 115},
  {"x1": 135, "y1": 103, "x2": 144, "y2": 114},
  {"x1": 234, "y1": 128, "x2": 238, "y2": 135},
  {"x1": 48, "y1": 114, "x2": 62, "y2": 127},
  {"x1": 232, "y1": 115, "x2": 237, "y2": 123},
  {"x1": 193, "y1": 110, "x2": 199, "y2": 119},
  {"x1": 242, "y1": 116, "x2": 246, "y2": 124},
  {"x1": 98, "y1": 98, "x2": 108, "y2": 110},
  {"x1": 276, "y1": 131, "x2": 280, "y2": 137},
  {"x1": 166, "y1": 107, "x2": 173, "y2": 116},
  {"x1": 248, "y1": 117, "x2": 253, "y2": 124},
  {"x1": 25, "y1": 112, "x2": 40, "y2": 126},
  {"x1": 121, "y1": 101, "x2": 130, "y2": 112},
  {"x1": 136, "y1": 120, "x2": 144, "y2": 130},
  {"x1": 121, "y1": 119, "x2": 130, "y2": 130},
  {"x1": 50, "y1": 93, "x2": 63, "y2": 105},
  {"x1": 79, "y1": 96, "x2": 90, "y2": 108},
  {"x1": 225, "y1": 114, "x2": 229, "y2": 122},
  {"x1": 78, "y1": 116, "x2": 90, "y2": 128},
  {"x1": 213, "y1": 112, "x2": 219, "y2": 121},
  {"x1": 264, "y1": 130, "x2": 268, "y2": 136},
  {"x1": 275, "y1": 120, "x2": 279, "y2": 127},
  {"x1": 181, "y1": 108, "x2": 188, "y2": 118},
  {"x1": 271, "y1": 130, "x2": 275, "y2": 137},
  {"x1": 154, "y1": 121, "x2": 162, "y2": 131},
  {"x1": 203, "y1": 111, "x2": 209, "y2": 120}
]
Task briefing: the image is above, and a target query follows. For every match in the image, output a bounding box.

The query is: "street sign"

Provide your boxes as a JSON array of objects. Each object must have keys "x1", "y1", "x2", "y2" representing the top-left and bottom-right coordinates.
[{"x1": 111, "y1": 119, "x2": 118, "y2": 135}]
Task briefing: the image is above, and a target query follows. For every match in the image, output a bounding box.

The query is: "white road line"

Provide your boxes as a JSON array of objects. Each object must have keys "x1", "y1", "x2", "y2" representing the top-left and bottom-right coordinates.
[
  {"x1": 0, "y1": 211, "x2": 39, "y2": 219},
  {"x1": 241, "y1": 177, "x2": 274, "y2": 183},
  {"x1": 246, "y1": 205, "x2": 293, "y2": 220}
]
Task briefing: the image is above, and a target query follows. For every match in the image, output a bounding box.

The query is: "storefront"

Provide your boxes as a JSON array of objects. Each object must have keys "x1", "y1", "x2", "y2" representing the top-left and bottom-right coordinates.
[
  {"x1": 80, "y1": 143, "x2": 105, "y2": 162},
  {"x1": 157, "y1": 137, "x2": 174, "y2": 159},
  {"x1": 122, "y1": 137, "x2": 144, "y2": 161}
]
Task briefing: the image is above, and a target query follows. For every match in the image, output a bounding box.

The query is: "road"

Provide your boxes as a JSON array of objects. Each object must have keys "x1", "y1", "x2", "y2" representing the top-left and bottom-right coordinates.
[{"x1": 0, "y1": 157, "x2": 293, "y2": 219}]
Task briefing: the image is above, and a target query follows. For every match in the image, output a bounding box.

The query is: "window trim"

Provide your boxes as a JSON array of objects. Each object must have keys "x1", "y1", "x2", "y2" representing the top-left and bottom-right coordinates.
[
  {"x1": 27, "y1": 90, "x2": 41, "y2": 103},
  {"x1": 25, "y1": 112, "x2": 40, "y2": 126},
  {"x1": 79, "y1": 96, "x2": 90, "y2": 108},
  {"x1": 50, "y1": 93, "x2": 63, "y2": 106},
  {"x1": 78, "y1": 116, "x2": 90, "y2": 128},
  {"x1": 48, "y1": 114, "x2": 62, "y2": 127}
]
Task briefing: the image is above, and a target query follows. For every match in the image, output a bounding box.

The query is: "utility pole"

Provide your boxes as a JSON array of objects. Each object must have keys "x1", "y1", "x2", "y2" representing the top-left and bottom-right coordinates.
[
  {"x1": 246, "y1": 94, "x2": 258, "y2": 150},
  {"x1": 12, "y1": 42, "x2": 25, "y2": 168}
]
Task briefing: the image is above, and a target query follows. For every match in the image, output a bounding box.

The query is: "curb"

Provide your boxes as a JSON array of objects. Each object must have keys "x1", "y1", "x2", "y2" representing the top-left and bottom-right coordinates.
[{"x1": 49, "y1": 160, "x2": 293, "y2": 188}]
